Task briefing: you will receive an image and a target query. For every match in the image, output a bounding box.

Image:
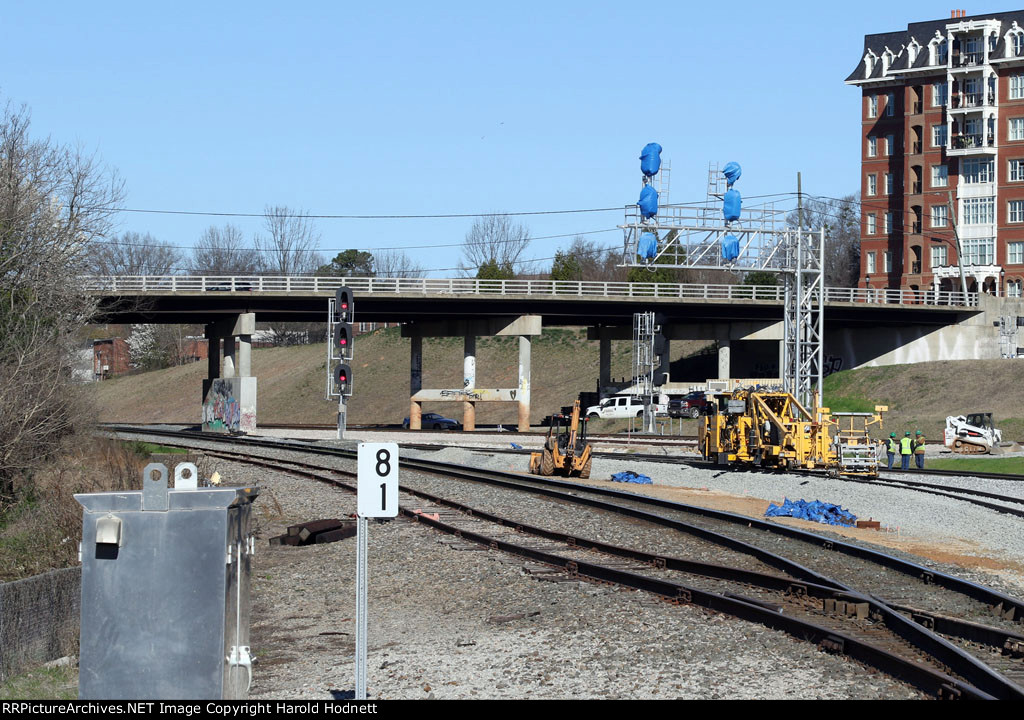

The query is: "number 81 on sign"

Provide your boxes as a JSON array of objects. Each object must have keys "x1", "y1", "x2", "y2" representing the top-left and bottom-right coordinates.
[{"x1": 357, "y1": 443, "x2": 399, "y2": 518}]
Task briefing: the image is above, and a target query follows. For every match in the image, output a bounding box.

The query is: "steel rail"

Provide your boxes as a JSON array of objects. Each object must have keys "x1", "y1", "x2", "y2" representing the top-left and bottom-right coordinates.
[
  {"x1": 105, "y1": 424, "x2": 1024, "y2": 623},
  {"x1": 197, "y1": 448, "x2": 1004, "y2": 699}
]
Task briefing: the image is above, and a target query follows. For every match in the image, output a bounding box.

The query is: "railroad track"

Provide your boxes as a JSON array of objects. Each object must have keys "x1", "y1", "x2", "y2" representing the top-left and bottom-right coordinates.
[{"x1": 105, "y1": 425, "x2": 1024, "y2": 699}]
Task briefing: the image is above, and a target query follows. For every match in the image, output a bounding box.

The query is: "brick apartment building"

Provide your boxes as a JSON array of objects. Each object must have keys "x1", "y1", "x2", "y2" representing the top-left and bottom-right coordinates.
[{"x1": 846, "y1": 9, "x2": 1024, "y2": 298}]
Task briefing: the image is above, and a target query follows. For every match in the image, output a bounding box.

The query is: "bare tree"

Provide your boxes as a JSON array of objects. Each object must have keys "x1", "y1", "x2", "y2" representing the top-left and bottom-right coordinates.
[
  {"x1": 88, "y1": 231, "x2": 182, "y2": 276},
  {"x1": 786, "y1": 194, "x2": 860, "y2": 287},
  {"x1": 0, "y1": 100, "x2": 124, "y2": 499},
  {"x1": 458, "y1": 215, "x2": 531, "y2": 276},
  {"x1": 550, "y1": 235, "x2": 622, "y2": 281},
  {"x1": 374, "y1": 248, "x2": 425, "y2": 278},
  {"x1": 255, "y1": 205, "x2": 323, "y2": 275},
  {"x1": 191, "y1": 224, "x2": 259, "y2": 275}
]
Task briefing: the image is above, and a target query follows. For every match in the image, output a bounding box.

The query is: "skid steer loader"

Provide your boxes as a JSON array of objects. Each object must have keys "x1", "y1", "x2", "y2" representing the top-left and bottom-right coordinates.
[
  {"x1": 529, "y1": 400, "x2": 593, "y2": 478},
  {"x1": 944, "y1": 413, "x2": 1003, "y2": 454}
]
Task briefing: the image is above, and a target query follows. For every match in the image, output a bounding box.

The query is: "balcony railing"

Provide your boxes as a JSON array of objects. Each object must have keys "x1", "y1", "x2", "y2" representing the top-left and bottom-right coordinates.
[
  {"x1": 951, "y1": 133, "x2": 995, "y2": 149},
  {"x1": 951, "y1": 92, "x2": 994, "y2": 108},
  {"x1": 958, "y1": 52, "x2": 984, "y2": 67}
]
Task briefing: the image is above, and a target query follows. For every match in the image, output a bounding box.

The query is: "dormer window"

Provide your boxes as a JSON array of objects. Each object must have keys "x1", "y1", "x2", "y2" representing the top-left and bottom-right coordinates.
[
  {"x1": 929, "y1": 33, "x2": 948, "y2": 65},
  {"x1": 864, "y1": 50, "x2": 877, "y2": 76},
  {"x1": 1008, "y1": 24, "x2": 1024, "y2": 58},
  {"x1": 908, "y1": 38, "x2": 921, "y2": 63},
  {"x1": 882, "y1": 48, "x2": 895, "y2": 74}
]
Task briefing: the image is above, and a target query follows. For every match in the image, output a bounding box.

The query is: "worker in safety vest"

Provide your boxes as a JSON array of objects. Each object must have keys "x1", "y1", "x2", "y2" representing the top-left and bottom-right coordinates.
[
  {"x1": 899, "y1": 431, "x2": 914, "y2": 470},
  {"x1": 914, "y1": 430, "x2": 926, "y2": 470},
  {"x1": 886, "y1": 433, "x2": 898, "y2": 469}
]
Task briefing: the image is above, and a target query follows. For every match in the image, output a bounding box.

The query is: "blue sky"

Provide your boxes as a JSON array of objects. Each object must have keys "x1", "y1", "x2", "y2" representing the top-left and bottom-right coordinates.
[{"x1": 1, "y1": 1, "x2": 1010, "y2": 276}]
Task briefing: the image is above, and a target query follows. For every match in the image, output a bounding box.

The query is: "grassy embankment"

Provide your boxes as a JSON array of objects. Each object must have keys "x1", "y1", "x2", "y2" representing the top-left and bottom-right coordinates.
[{"x1": 823, "y1": 359, "x2": 1024, "y2": 449}]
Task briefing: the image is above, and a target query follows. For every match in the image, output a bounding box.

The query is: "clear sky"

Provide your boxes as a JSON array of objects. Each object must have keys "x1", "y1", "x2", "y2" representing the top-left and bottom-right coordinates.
[{"x1": 1, "y1": 1, "x2": 1011, "y2": 276}]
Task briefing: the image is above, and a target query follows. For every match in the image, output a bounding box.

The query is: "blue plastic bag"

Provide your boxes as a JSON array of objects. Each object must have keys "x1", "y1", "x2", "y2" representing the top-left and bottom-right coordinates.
[
  {"x1": 723, "y1": 161, "x2": 742, "y2": 186},
  {"x1": 611, "y1": 471, "x2": 652, "y2": 484},
  {"x1": 721, "y1": 234, "x2": 739, "y2": 261},
  {"x1": 765, "y1": 498, "x2": 857, "y2": 527},
  {"x1": 638, "y1": 232, "x2": 658, "y2": 260},
  {"x1": 639, "y1": 185, "x2": 659, "y2": 219},
  {"x1": 722, "y1": 188, "x2": 741, "y2": 222},
  {"x1": 640, "y1": 143, "x2": 662, "y2": 177}
]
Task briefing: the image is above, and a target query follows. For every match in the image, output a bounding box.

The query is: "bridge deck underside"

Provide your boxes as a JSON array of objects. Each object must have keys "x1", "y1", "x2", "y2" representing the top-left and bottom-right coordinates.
[{"x1": 93, "y1": 292, "x2": 972, "y2": 328}]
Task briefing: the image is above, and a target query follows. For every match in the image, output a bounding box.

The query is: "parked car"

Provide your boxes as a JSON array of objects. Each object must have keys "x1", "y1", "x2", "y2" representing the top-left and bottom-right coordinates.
[
  {"x1": 668, "y1": 391, "x2": 710, "y2": 419},
  {"x1": 403, "y1": 412, "x2": 460, "y2": 430},
  {"x1": 585, "y1": 395, "x2": 667, "y2": 419}
]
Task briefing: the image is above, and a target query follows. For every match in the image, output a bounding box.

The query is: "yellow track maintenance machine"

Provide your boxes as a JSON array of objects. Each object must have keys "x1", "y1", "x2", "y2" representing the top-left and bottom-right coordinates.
[
  {"x1": 529, "y1": 399, "x2": 593, "y2": 478},
  {"x1": 828, "y1": 408, "x2": 888, "y2": 478},
  {"x1": 699, "y1": 389, "x2": 888, "y2": 477}
]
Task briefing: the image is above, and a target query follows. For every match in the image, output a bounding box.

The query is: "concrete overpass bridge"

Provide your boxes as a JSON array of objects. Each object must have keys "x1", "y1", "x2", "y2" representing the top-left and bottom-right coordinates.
[{"x1": 85, "y1": 275, "x2": 1023, "y2": 433}]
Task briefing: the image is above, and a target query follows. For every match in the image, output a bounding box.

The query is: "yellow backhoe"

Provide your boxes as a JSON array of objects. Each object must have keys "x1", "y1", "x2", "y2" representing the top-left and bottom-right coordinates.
[{"x1": 529, "y1": 400, "x2": 593, "y2": 478}]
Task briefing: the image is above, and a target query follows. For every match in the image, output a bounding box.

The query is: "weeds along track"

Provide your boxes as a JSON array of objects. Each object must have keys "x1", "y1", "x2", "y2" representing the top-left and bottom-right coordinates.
[{"x1": 107, "y1": 426, "x2": 1024, "y2": 699}]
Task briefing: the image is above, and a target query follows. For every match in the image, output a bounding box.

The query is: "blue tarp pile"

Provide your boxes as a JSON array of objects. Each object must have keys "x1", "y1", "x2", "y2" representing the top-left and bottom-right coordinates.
[
  {"x1": 638, "y1": 231, "x2": 658, "y2": 259},
  {"x1": 764, "y1": 498, "x2": 857, "y2": 527},
  {"x1": 610, "y1": 471, "x2": 652, "y2": 485},
  {"x1": 640, "y1": 143, "x2": 663, "y2": 177}
]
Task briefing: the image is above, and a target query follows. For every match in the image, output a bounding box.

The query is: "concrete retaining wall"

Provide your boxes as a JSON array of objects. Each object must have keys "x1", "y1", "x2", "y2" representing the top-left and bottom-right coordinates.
[{"x1": 0, "y1": 567, "x2": 80, "y2": 681}]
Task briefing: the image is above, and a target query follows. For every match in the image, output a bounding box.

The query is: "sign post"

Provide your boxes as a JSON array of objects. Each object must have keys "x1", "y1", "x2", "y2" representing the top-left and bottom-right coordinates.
[{"x1": 355, "y1": 442, "x2": 398, "y2": 700}]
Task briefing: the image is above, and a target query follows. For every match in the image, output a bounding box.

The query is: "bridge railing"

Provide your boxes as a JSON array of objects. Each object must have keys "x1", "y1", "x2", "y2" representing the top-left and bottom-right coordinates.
[{"x1": 82, "y1": 276, "x2": 979, "y2": 307}]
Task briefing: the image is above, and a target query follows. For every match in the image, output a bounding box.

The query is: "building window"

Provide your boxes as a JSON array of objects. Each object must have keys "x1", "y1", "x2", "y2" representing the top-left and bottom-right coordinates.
[
  {"x1": 1009, "y1": 242, "x2": 1024, "y2": 264},
  {"x1": 962, "y1": 158, "x2": 994, "y2": 183},
  {"x1": 932, "y1": 82, "x2": 947, "y2": 107},
  {"x1": 867, "y1": 174, "x2": 877, "y2": 195},
  {"x1": 1010, "y1": 200, "x2": 1024, "y2": 223},
  {"x1": 866, "y1": 251, "x2": 876, "y2": 274},
  {"x1": 886, "y1": 92, "x2": 895, "y2": 117},
  {"x1": 885, "y1": 173, "x2": 893, "y2": 195},
  {"x1": 932, "y1": 164, "x2": 948, "y2": 187},
  {"x1": 867, "y1": 95, "x2": 877, "y2": 118},
  {"x1": 1011, "y1": 118, "x2": 1024, "y2": 141},
  {"x1": 962, "y1": 236, "x2": 995, "y2": 265},
  {"x1": 886, "y1": 133, "x2": 895, "y2": 155},
  {"x1": 963, "y1": 197, "x2": 995, "y2": 224},
  {"x1": 866, "y1": 213, "x2": 876, "y2": 235},
  {"x1": 867, "y1": 136, "x2": 877, "y2": 157},
  {"x1": 1008, "y1": 279, "x2": 1023, "y2": 297},
  {"x1": 1011, "y1": 159, "x2": 1024, "y2": 181},
  {"x1": 884, "y1": 212, "x2": 893, "y2": 234},
  {"x1": 931, "y1": 244, "x2": 948, "y2": 268},
  {"x1": 932, "y1": 205, "x2": 948, "y2": 228},
  {"x1": 932, "y1": 124, "x2": 947, "y2": 147},
  {"x1": 884, "y1": 251, "x2": 893, "y2": 272},
  {"x1": 1012, "y1": 74, "x2": 1024, "y2": 100}
]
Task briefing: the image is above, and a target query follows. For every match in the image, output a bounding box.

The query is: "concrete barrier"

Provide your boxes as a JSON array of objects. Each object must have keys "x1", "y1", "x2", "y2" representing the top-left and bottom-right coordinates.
[{"x1": 0, "y1": 567, "x2": 80, "y2": 681}]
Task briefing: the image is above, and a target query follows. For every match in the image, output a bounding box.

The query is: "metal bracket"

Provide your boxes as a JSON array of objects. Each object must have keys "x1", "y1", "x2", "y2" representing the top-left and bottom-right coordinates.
[
  {"x1": 142, "y1": 464, "x2": 169, "y2": 512},
  {"x1": 227, "y1": 645, "x2": 253, "y2": 694},
  {"x1": 174, "y1": 462, "x2": 199, "y2": 489}
]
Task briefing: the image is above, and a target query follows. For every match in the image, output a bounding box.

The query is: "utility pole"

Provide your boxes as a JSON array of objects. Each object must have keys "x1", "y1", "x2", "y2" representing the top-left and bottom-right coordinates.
[{"x1": 946, "y1": 190, "x2": 969, "y2": 303}]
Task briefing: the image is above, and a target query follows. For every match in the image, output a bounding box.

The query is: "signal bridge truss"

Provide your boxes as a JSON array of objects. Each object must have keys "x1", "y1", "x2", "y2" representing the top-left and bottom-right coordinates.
[{"x1": 618, "y1": 164, "x2": 826, "y2": 407}]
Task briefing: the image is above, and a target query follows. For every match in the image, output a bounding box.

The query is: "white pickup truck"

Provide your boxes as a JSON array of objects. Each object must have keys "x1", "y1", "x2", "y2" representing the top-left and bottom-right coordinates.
[{"x1": 585, "y1": 395, "x2": 667, "y2": 419}]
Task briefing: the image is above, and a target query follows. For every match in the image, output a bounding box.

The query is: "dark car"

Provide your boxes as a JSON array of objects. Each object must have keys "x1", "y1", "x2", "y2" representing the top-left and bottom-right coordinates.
[
  {"x1": 402, "y1": 412, "x2": 460, "y2": 430},
  {"x1": 668, "y1": 391, "x2": 710, "y2": 419}
]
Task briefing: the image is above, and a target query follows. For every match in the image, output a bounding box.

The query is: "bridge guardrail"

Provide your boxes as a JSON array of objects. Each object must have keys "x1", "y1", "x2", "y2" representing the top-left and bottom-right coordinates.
[{"x1": 82, "y1": 276, "x2": 979, "y2": 307}]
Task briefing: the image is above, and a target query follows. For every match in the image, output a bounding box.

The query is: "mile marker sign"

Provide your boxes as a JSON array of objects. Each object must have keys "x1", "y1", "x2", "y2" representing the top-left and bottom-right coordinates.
[{"x1": 357, "y1": 443, "x2": 398, "y2": 518}]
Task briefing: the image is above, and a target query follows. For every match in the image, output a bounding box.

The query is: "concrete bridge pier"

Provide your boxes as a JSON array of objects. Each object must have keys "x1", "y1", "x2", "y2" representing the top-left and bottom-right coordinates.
[
  {"x1": 403, "y1": 316, "x2": 541, "y2": 432},
  {"x1": 202, "y1": 313, "x2": 257, "y2": 433}
]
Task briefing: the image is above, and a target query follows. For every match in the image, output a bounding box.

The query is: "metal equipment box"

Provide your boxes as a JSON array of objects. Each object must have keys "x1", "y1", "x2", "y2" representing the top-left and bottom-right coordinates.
[{"x1": 76, "y1": 463, "x2": 259, "y2": 699}]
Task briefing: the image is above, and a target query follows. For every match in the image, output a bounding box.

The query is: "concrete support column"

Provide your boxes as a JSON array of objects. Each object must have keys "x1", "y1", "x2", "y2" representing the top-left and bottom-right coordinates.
[
  {"x1": 207, "y1": 333, "x2": 221, "y2": 380},
  {"x1": 463, "y1": 334, "x2": 476, "y2": 431},
  {"x1": 238, "y1": 335, "x2": 252, "y2": 378},
  {"x1": 718, "y1": 338, "x2": 731, "y2": 380},
  {"x1": 599, "y1": 329, "x2": 611, "y2": 394},
  {"x1": 410, "y1": 334, "x2": 423, "y2": 430},
  {"x1": 223, "y1": 335, "x2": 237, "y2": 378},
  {"x1": 518, "y1": 335, "x2": 531, "y2": 431}
]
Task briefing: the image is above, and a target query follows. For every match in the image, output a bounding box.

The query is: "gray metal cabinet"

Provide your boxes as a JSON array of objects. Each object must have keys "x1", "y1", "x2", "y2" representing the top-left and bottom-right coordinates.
[{"x1": 76, "y1": 463, "x2": 258, "y2": 699}]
